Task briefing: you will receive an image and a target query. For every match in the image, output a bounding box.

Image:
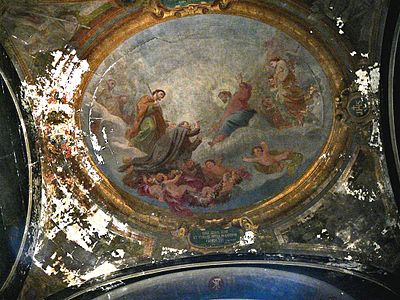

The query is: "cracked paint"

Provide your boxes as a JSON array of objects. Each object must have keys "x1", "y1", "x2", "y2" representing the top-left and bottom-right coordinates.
[
  {"x1": 3, "y1": 2, "x2": 398, "y2": 298},
  {"x1": 338, "y1": 176, "x2": 377, "y2": 202},
  {"x1": 354, "y1": 63, "x2": 380, "y2": 98},
  {"x1": 21, "y1": 49, "x2": 140, "y2": 286}
]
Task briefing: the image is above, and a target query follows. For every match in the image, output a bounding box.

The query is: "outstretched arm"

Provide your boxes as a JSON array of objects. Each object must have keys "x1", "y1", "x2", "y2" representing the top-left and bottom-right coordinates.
[
  {"x1": 242, "y1": 156, "x2": 259, "y2": 163},
  {"x1": 127, "y1": 97, "x2": 150, "y2": 139},
  {"x1": 164, "y1": 173, "x2": 182, "y2": 184},
  {"x1": 187, "y1": 127, "x2": 200, "y2": 137},
  {"x1": 236, "y1": 73, "x2": 243, "y2": 85}
]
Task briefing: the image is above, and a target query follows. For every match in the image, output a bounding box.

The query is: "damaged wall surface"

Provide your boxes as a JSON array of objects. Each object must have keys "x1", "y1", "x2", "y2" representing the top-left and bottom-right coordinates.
[{"x1": 0, "y1": 0, "x2": 399, "y2": 299}]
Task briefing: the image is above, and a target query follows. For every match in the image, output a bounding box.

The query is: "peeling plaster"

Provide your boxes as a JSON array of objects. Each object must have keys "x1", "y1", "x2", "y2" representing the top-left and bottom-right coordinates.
[
  {"x1": 353, "y1": 62, "x2": 383, "y2": 154},
  {"x1": 161, "y1": 247, "x2": 188, "y2": 257},
  {"x1": 21, "y1": 50, "x2": 135, "y2": 286},
  {"x1": 90, "y1": 132, "x2": 105, "y2": 164},
  {"x1": 111, "y1": 249, "x2": 125, "y2": 259},
  {"x1": 337, "y1": 175, "x2": 377, "y2": 203},
  {"x1": 354, "y1": 63, "x2": 380, "y2": 98},
  {"x1": 86, "y1": 208, "x2": 112, "y2": 237},
  {"x1": 8, "y1": 5, "x2": 399, "y2": 295},
  {"x1": 369, "y1": 119, "x2": 383, "y2": 152},
  {"x1": 336, "y1": 17, "x2": 344, "y2": 35},
  {"x1": 239, "y1": 231, "x2": 255, "y2": 246},
  {"x1": 111, "y1": 217, "x2": 129, "y2": 232},
  {"x1": 81, "y1": 262, "x2": 118, "y2": 282}
]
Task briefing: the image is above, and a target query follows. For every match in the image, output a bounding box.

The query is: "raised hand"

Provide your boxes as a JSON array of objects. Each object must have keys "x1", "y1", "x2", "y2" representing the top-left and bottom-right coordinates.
[
  {"x1": 236, "y1": 73, "x2": 243, "y2": 83},
  {"x1": 211, "y1": 121, "x2": 220, "y2": 132}
]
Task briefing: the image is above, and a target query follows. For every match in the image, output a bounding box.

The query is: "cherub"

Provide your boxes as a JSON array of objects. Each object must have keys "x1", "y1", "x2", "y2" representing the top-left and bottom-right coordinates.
[
  {"x1": 202, "y1": 157, "x2": 250, "y2": 185},
  {"x1": 142, "y1": 174, "x2": 164, "y2": 201},
  {"x1": 155, "y1": 171, "x2": 196, "y2": 199},
  {"x1": 181, "y1": 159, "x2": 205, "y2": 179},
  {"x1": 202, "y1": 158, "x2": 231, "y2": 185},
  {"x1": 242, "y1": 141, "x2": 290, "y2": 173},
  {"x1": 219, "y1": 171, "x2": 243, "y2": 197},
  {"x1": 197, "y1": 186, "x2": 217, "y2": 207}
]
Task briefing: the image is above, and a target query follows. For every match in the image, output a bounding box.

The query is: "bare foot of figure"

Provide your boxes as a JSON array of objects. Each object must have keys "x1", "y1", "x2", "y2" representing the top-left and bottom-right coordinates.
[
  {"x1": 122, "y1": 156, "x2": 132, "y2": 164},
  {"x1": 208, "y1": 134, "x2": 226, "y2": 147}
]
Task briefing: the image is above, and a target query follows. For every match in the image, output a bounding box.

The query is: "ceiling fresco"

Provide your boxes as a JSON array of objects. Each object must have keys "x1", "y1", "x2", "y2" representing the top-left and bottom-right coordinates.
[
  {"x1": 0, "y1": 0, "x2": 399, "y2": 299},
  {"x1": 82, "y1": 14, "x2": 333, "y2": 216}
]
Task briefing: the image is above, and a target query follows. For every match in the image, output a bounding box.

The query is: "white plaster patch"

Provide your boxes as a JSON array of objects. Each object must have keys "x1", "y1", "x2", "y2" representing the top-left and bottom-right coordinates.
[
  {"x1": 86, "y1": 208, "x2": 112, "y2": 237},
  {"x1": 102, "y1": 127, "x2": 109, "y2": 144},
  {"x1": 369, "y1": 119, "x2": 383, "y2": 152},
  {"x1": 355, "y1": 63, "x2": 380, "y2": 98},
  {"x1": 337, "y1": 175, "x2": 377, "y2": 202},
  {"x1": 111, "y1": 249, "x2": 125, "y2": 259},
  {"x1": 82, "y1": 262, "x2": 118, "y2": 281},
  {"x1": 319, "y1": 153, "x2": 330, "y2": 160},
  {"x1": 59, "y1": 263, "x2": 84, "y2": 286},
  {"x1": 373, "y1": 242, "x2": 381, "y2": 251},
  {"x1": 355, "y1": 69, "x2": 370, "y2": 96},
  {"x1": 336, "y1": 17, "x2": 344, "y2": 35},
  {"x1": 161, "y1": 247, "x2": 188, "y2": 256},
  {"x1": 239, "y1": 231, "x2": 255, "y2": 246},
  {"x1": 44, "y1": 265, "x2": 58, "y2": 276},
  {"x1": 90, "y1": 132, "x2": 105, "y2": 164},
  {"x1": 369, "y1": 64, "x2": 380, "y2": 94},
  {"x1": 111, "y1": 217, "x2": 129, "y2": 232},
  {"x1": 64, "y1": 223, "x2": 93, "y2": 252},
  {"x1": 23, "y1": 50, "x2": 126, "y2": 286},
  {"x1": 81, "y1": 156, "x2": 102, "y2": 183}
]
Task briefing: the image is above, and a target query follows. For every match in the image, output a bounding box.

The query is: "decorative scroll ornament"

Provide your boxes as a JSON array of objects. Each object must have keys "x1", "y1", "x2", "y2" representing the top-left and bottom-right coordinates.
[
  {"x1": 232, "y1": 217, "x2": 259, "y2": 232},
  {"x1": 145, "y1": 0, "x2": 236, "y2": 18},
  {"x1": 339, "y1": 83, "x2": 373, "y2": 125}
]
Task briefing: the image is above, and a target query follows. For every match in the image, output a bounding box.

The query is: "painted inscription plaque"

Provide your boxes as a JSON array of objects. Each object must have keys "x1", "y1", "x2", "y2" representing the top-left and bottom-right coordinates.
[{"x1": 81, "y1": 14, "x2": 333, "y2": 217}]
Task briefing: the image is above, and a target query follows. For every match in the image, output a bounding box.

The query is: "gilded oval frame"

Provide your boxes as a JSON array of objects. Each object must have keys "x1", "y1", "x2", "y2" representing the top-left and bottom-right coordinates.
[{"x1": 73, "y1": 1, "x2": 350, "y2": 231}]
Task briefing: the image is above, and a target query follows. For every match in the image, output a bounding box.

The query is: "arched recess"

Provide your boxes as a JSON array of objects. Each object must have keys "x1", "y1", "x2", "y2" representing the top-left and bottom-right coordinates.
[{"x1": 0, "y1": 44, "x2": 41, "y2": 298}]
